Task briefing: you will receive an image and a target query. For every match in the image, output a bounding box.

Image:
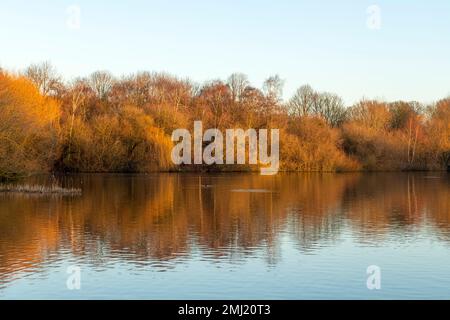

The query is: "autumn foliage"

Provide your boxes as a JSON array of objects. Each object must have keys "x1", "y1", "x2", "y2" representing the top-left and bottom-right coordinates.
[
  {"x1": 0, "y1": 72, "x2": 59, "y2": 179},
  {"x1": 0, "y1": 63, "x2": 449, "y2": 178}
]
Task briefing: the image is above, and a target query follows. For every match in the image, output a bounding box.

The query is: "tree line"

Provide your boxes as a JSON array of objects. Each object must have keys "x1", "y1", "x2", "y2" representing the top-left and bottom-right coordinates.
[{"x1": 0, "y1": 62, "x2": 449, "y2": 179}]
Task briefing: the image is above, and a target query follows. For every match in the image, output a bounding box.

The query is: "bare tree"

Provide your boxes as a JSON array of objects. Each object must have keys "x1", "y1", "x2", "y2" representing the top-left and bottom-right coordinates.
[
  {"x1": 288, "y1": 85, "x2": 346, "y2": 126},
  {"x1": 288, "y1": 85, "x2": 316, "y2": 116},
  {"x1": 67, "y1": 81, "x2": 88, "y2": 161},
  {"x1": 89, "y1": 71, "x2": 114, "y2": 99},
  {"x1": 317, "y1": 92, "x2": 347, "y2": 127},
  {"x1": 227, "y1": 73, "x2": 249, "y2": 102},
  {"x1": 263, "y1": 75, "x2": 284, "y2": 102},
  {"x1": 25, "y1": 61, "x2": 61, "y2": 96}
]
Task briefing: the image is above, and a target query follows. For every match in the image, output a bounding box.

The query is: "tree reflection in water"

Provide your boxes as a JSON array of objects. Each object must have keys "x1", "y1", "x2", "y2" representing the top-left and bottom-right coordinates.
[{"x1": 0, "y1": 173, "x2": 449, "y2": 288}]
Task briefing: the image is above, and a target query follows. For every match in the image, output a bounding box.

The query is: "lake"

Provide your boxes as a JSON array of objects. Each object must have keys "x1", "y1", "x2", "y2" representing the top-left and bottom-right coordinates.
[{"x1": 0, "y1": 173, "x2": 449, "y2": 299}]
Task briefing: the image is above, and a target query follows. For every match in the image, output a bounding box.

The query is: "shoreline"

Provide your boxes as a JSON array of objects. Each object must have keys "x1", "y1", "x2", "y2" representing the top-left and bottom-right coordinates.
[{"x1": 2, "y1": 168, "x2": 448, "y2": 180}]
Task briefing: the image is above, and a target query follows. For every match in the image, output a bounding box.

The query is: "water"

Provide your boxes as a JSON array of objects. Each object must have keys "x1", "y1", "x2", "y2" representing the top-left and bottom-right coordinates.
[{"x1": 0, "y1": 173, "x2": 449, "y2": 299}]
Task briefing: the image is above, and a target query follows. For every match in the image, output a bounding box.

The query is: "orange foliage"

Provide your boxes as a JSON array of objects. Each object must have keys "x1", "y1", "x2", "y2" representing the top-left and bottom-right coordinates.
[
  {"x1": 0, "y1": 72, "x2": 60, "y2": 178},
  {"x1": 1, "y1": 64, "x2": 450, "y2": 177}
]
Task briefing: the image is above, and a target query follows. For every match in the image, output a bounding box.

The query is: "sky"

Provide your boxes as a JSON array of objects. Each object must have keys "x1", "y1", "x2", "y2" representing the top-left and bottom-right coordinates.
[{"x1": 1, "y1": 0, "x2": 449, "y2": 105}]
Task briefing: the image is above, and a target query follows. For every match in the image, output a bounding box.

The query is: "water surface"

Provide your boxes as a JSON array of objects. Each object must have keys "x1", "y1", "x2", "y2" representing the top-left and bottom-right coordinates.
[{"x1": 0, "y1": 173, "x2": 449, "y2": 299}]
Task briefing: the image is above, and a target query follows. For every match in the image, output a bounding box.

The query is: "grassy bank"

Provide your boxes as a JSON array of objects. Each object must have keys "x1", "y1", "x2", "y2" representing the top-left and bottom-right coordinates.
[{"x1": 0, "y1": 183, "x2": 81, "y2": 195}]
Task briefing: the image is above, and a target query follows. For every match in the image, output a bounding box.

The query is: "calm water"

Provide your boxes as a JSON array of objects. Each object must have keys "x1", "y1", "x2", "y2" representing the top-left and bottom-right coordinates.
[{"x1": 0, "y1": 173, "x2": 449, "y2": 299}]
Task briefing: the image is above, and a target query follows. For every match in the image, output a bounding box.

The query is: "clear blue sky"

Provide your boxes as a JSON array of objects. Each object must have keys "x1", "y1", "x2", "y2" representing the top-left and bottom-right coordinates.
[{"x1": 1, "y1": 0, "x2": 449, "y2": 105}]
